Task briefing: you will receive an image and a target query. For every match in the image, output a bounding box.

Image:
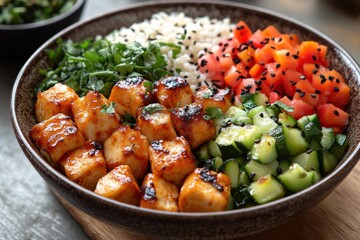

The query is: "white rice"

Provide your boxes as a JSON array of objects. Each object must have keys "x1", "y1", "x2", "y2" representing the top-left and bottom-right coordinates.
[{"x1": 105, "y1": 12, "x2": 234, "y2": 91}]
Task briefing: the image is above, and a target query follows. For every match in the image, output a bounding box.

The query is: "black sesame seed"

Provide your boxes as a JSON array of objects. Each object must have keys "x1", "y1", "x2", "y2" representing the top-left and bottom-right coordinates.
[
  {"x1": 313, "y1": 69, "x2": 318, "y2": 74},
  {"x1": 270, "y1": 46, "x2": 276, "y2": 49},
  {"x1": 315, "y1": 90, "x2": 321, "y2": 94},
  {"x1": 336, "y1": 78, "x2": 340, "y2": 83},
  {"x1": 270, "y1": 73, "x2": 276, "y2": 77},
  {"x1": 276, "y1": 63, "x2": 281, "y2": 69},
  {"x1": 311, "y1": 94, "x2": 317, "y2": 98},
  {"x1": 334, "y1": 86, "x2": 339, "y2": 92},
  {"x1": 189, "y1": 53, "x2": 194, "y2": 59},
  {"x1": 307, "y1": 149, "x2": 313, "y2": 154},
  {"x1": 286, "y1": 52, "x2": 290, "y2": 56},
  {"x1": 254, "y1": 139, "x2": 261, "y2": 144},
  {"x1": 334, "y1": 110, "x2": 339, "y2": 116},
  {"x1": 329, "y1": 76, "x2": 334, "y2": 81},
  {"x1": 315, "y1": 64, "x2": 320, "y2": 68},
  {"x1": 292, "y1": 55, "x2": 299, "y2": 59},
  {"x1": 291, "y1": 81, "x2": 297, "y2": 86},
  {"x1": 300, "y1": 92, "x2": 306, "y2": 97},
  {"x1": 296, "y1": 88, "x2": 301, "y2": 93},
  {"x1": 312, "y1": 55, "x2": 317, "y2": 61}
]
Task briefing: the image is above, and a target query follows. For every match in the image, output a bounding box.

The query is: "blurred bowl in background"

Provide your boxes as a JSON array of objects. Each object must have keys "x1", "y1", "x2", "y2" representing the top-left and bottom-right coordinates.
[{"x1": 0, "y1": 0, "x2": 86, "y2": 61}]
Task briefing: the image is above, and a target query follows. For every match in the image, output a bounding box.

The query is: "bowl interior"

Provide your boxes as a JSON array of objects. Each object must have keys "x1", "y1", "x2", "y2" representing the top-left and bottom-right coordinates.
[{"x1": 11, "y1": 1, "x2": 360, "y2": 238}]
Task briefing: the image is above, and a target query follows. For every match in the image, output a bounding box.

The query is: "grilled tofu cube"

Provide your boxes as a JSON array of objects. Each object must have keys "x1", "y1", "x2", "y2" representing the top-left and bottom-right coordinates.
[
  {"x1": 72, "y1": 91, "x2": 121, "y2": 142},
  {"x1": 30, "y1": 113, "x2": 86, "y2": 165},
  {"x1": 95, "y1": 165, "x2": 141, "y2": 206},
  {"x1": 171, "y1": 103, "x2": 216, "y2": 149},
  {"x1": 195, "y1": 86, "x2": 234, "y2": 112},
  {"x1": 59, "y1": 141, "x2": 107, "y2": 191},
  {"x1": 103, "y1": 126, "x2": 149, "y2": 180},
  {"x1": 149, "y1": 136, "x2": 196, "y2": 187},
  {"x1": 108, "y1": 76, "x2": 153, "y2": 117},
  {"x1": 179, "y1": 168, "x2": 231, "y2": 212},
  {"x1": 35, "y1": 83, "x2": 79, "y2": 122},
  {"x1": 136, "y1": 103, "x2": 177, "y2": 142},
  {"x1": 140, "y1": 173, "x2": 179, "y2": 212},
  {"x1": 154, "y1": 76, "x2": 194, "y2": 109}
]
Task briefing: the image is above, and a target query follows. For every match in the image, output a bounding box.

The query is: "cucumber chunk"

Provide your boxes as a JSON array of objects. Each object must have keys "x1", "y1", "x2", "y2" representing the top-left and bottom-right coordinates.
[
  {"x1": 321, "y1": 127, "x2": 335, "y2": 150},
  {"x1": 208, "y1": 140, "x2": 222, "y2": 158},
  {"x1": 297, "y1": 115, "x2": 322, "y2": 144},
  {"x1": 249, "y1": 174, "x2": 285, "y2": 204},
  {"x1": 198, "y1": 143, "x2": 210, "y2": 160},
  {"x1": 215, "y1": 125, "x2": 243, "y2": 159},
  {"x1": 329, "y1": 134, "x2": 349, "y2": 160},
  {"x1": 278, "y1": 112, "x2": 296, "y2": 128},
  {"x1": 235, "y1": 125, "x2": 262, "y2": 151},
  {"x1": 270, "y1": 125, "x2": 289, "y2": 157},
  {"x1": 218, "y1": 159, "x2": 240, "y2": 189},
  {"x1": 278, "y1": 158, "x2": 291, "y2": 174},
  {"x1": 282, "y1": 125, "x2": 309, "y2": 156},
  {"x1": 238, "y1": 171, "x2": 250, "y2": 186},
  {"x1": 245, "y1": 160, "x2": 279, "y2": 181},
  {"x1": 319, "y1": 149, "x2": 338, "y2": 174},
  {"x1": 278, "y1": 163, "x2": 314, "y2": 192},
  {"x1": 252, "y1": 113, "x2": 278, "y2": 134},
  {"x1": 224, "y1": 106, "x2": 252, "y2": 126},
  {"x1": 213, "y1": 157, "x2": 224, "y2": 171},
  {"x1": 291, "y1": 150, "x2": 320, "y2": 173},
  {"x1": 248, "y1": 106, "x2": 270, "y2": 119},
  {"x1": 249, "y1": 135, "x2": 278, "y2": 164}
]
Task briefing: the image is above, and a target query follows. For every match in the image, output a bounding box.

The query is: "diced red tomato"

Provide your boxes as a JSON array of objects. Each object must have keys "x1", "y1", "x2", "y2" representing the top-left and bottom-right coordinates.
[
  {"x1": 281, "y1": 33, "x2": 300, "y2": 48},
  {"x1": 317, "y1": 104, "x2": 349, "y2": 131},
  {"x1": 273, "y1": 49, "x2": 298, "y2": 70},
  {"x1": 249, "y1": 63, "x2": 265, "y2": 78},
  {"x1": 279, "y1": 96, "x2": 315, "y2": 120},
  {"x1": 327, "y1": 82, "x2": 350, "y2": 109},
  {"x1": 282, "y1": 69, "x2": 302, "y2": 97},
  {"x1": 249, "y1": 29, "x2": 265, "y2": 49},
  {"x1": 269, "y1": 91, "x2": 280, "y2": 103},
  {"x1": 254, "y1": 44, "x2": 274, "y2": 63},
  {"x1": 237, "y1": 45, "x2": 255, "y2": 67},
  {"x1": 234, "y1": 21, "x2": 252, "y2": 43},
  {"x1": 262, "y1": 25, "x2": 281, "y2": 38},
  {"x1": 224, "y1": 63, "x2": 248, "y2": 89}
]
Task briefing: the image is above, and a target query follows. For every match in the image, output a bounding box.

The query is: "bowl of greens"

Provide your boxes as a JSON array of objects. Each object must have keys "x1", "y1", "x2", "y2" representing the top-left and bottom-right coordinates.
[{"x1": 0, "y1": 0, "x2": 86, "y2": 60}]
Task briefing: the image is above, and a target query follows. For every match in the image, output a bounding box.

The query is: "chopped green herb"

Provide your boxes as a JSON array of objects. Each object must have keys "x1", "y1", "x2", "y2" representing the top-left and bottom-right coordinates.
[
  {"x1": 144, "y1": 81, "x2": 154, "y2": 94},
  {"x1": 273, "y1": 101, "x2": 294, "y2": 112},
  {"x1": 37, "y1": 39, "x2": 180, "y2": 98},
  {"x1": 142, "y1": 103, "x2": 164, "y2": 115},
  {"x1": 203, "y1": 107, "x2": 224, "y2": 120},
  {"x1": 101, "y1": 102, "x2": 116, "y2": 114}
]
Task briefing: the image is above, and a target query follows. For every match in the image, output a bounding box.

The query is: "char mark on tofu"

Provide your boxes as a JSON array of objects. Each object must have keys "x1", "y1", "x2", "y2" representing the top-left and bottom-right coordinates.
[
  {"x1": 109, "y1": 76, "x2": 153, "y2": 117},
  {"x1": 149, "y1": 136, "x2": 196, "y2": 187},
  {"x1": 59, "y1": 141, "x2": 107, "y2": 191},
  {"x1": 94, "y1": 165, "x2": 141, "y2": 206},
  {"x1": 154, "y1": 76, "x2": 194, "y2": 109},
  {"x1": 198, "y1": 168, "x2": 224, "y2": 191},
  {"x1": 140, "y1": 173, "x2": 179, "y2": 212},
  {"x1": 171, "y1": 103, "x2": 216, "y2": 149},
  {"x1": 195, "y1": 86, "x2": 233, "y2": 113},
  {"x1": 30, "y1": 113, "x2": 86, "y2": 165}
]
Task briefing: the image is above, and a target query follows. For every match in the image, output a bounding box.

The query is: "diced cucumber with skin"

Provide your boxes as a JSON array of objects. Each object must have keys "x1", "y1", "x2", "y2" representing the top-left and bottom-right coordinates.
[
  {"x1": 308, "y1": 114, "x2": 321, "y2": 129},
  {"x1": 297, "y1": 114, "x2": 322, "y2": 144},
  {"x1": 321, "y1": 127, "x2": 335, "y2": 150},
  {"x1": 245, "y1": 160, "x2": 279, "y2": 181},
  {"x1": 249, "y1": 174, "x2": 285, "y2": 204},
  {"x1": 278, "y1": 158, "x2": 291, "y2": 174},
  {"x1": 208, "y1": 140, "x2": 222, "y2": 158},
  {"x1": 266, "y1": 105, "x2": 281, "y2": 118},
  {"x1": 235, "y1": 156, "x2": 247, "y2": 168},
  {"x1": 235, "y1": 125, "x2": 262, "y2": 152},
  {"x1": 252, "y1": 92, "x2": 269, "y2": 106},
  {"x1": 238, "y1": 171, "x2": 250, "y2": 186},
  {"x1": 269, "y1": 125, "x2": 289, "y2": 157},
  {"x1": 248, "y1": 106, "x2": 270, "y2": 119},
  {"x1": 278, "y1": 163, "x2": 314, "y2": 192},
  {"x1": 319, "y1": 149, "x2": 338, "y2": 175},
  {"x1": 198, "y1": 143, "x2": 210, "y2": 160},
  {"x1": 227, "y1": 194, "x2": 234, "y2": 210},
  {"x1": 218, "y1": 159, "x2": 240, "y2": 189},
  {"x1": 253, "y1": 114, "x2": 278, "y2": 134},
  {"x1": 282, "y1": 125, "x2": 309, "y2": 156},
  {"x1": 329, "y1": 134, "x2": 349, "y2": 160},
  {"x1": 291, "y1": 150, "x2": 320, "y2": 173},
  {"x1": 278, "y1": 112, "x2": 297, "y2": 128},
  {"x1": 249, "y1": 135, "x2": 278, "y2": 164},
  {"x1": 224, "y1": 107, "x2": 252, "y2": 126},
  {"x1": 213, "y1": 157, "x2": 224, "y2": 171},
  {"x1": 312, "y1": 171, "x2": 322, "y2": 184},
  {"x1": 309, "y1": 139, "x2": 322, "y2": 151},
  {"x1": 215, "y1": 125, "x2": 243, "y2": 159}
]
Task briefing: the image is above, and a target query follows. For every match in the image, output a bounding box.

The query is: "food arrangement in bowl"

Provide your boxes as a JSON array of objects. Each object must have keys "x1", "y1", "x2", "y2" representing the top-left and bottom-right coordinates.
[
  {"x1": 30, "y1": 11, "x2": 350, "y2": 212},
  {"x1": 11, "y1": 1, "x2": 360, "y2": 239}
]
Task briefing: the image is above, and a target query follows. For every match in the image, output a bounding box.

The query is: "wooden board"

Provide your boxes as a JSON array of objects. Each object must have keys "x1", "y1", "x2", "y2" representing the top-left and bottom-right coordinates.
[{"x1": 57, "y1": 162, "x2": 360, "y2": 240}]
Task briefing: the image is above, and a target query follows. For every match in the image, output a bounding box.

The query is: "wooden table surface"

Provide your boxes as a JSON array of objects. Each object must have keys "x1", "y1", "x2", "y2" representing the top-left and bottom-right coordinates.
[{"x1": 0, "y1": 0, "x2": 359, "y2": 239}]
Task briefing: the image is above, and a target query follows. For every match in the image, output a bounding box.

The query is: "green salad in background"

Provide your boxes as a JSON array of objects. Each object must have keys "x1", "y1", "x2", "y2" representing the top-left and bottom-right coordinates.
[{"x1": 0, "y1": 0, "x2": 76, "y2": 24}]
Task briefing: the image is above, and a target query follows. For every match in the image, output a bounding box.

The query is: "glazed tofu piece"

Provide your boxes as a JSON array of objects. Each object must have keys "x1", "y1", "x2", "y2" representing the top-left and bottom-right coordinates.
[
  {"x1": 140, "y1": 173, "x2": 179, "y2": 212},
  {"x1": 136, "y1": 103, "x2": 177, "y2": 142},
  {"x1": 194, "y1": 86, "x2": 234, "y2": 112},
  {"x1": 72, "y1": 91, "x2": 121, "y2": 142},
  {"x1": 178, "y1": 168, "x2": 231, "y2": 212},
  {"x1": 108, "y1": 76, "x2": 153, "y2": 117},
  {"x1": 95, "y1": 165, "x2": 141, "y2": 206},
  {"x1": 154, "y1": 76, "x2": 194, "y2": 109},
  {"x1": 149, "y1": 136, "x2": 196, "y2": 187},
  {"x1": 171, "y1": 103, "x2": 216, "y2": 149},
  {"x1": 103, "y1": 126, "x2": 149, "y2": 180},
  {"x1": 59, "y1": 141, "x2": 107, "y2": 191},
  {"x1": 35, "y1": 83, "x2": 79, "y2": 122},
  {"x1": 30, "y1": 113, "x2": 86, "y2": 165}
]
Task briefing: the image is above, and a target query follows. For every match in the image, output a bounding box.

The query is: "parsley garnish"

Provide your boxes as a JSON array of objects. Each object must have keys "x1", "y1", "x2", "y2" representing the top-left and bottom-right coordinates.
[
  {"x1": 144, "y1": 81, "x2": 154, "y2": 94},
  {"x1": 101, "y1": 102, "x2": 116, "y2": 114},
  {"x1": 142, "y1": 103, "x2": 164, "y2": 115},
  {"x1": 203, "y1": 107, "x2": 224, "y2": 120},
  {"x1": 37, "y1": 39, "x2": 181, "y2": 98},
  {"x1": 121, "y1": 113, "x2": 136, "y2": 126}
]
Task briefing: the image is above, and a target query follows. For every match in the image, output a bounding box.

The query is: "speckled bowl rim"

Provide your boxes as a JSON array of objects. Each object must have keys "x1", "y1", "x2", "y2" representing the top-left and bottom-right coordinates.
[
  {"x1": 11, "y1": 0, "x2": 360, "y2": 222},
  {"x1": 0, "y1": 0, "x2": 86, "y2": 30}
]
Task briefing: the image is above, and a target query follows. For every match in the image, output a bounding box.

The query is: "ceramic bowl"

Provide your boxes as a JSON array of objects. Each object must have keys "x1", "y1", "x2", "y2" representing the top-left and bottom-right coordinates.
[
  {"x1": 0, "y1": 0, "x2": 86, "y2": 60},
  {"x1": 10, "y1": 1, "x2": 360, "y2": 239}
]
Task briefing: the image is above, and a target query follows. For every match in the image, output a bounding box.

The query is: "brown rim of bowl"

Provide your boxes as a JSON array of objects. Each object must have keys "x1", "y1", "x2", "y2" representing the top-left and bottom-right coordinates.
[
  {"x1": 0, "y1": 0, "x2": 86, "y2": 30},
  {"x1": 11, "y1": 0, "x2": 360, "y2": 219}
]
